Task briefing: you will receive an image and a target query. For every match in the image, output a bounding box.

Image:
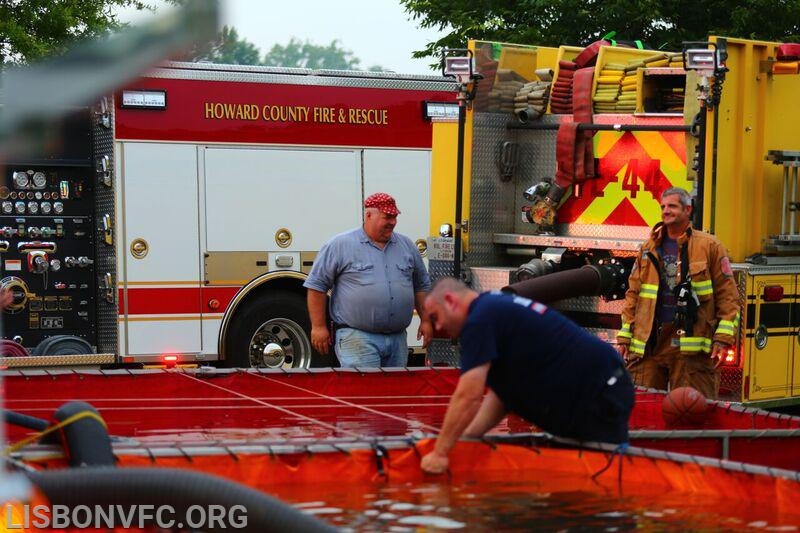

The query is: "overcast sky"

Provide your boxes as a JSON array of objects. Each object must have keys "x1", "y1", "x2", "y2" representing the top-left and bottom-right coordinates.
[{"x1": 118, "y1": 0, "x2": 448, "y2": 74}]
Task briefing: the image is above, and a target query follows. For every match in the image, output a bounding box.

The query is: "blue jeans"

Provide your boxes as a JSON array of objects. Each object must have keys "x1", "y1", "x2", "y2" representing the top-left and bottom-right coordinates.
[{"x1": 334, "y1": 328, "x2": 408, "y2": 368}]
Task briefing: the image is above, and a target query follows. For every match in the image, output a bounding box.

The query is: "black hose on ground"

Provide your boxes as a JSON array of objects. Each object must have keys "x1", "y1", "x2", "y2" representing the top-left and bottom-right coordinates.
[
  {"x1": 503, "y1": 265, "x2": 603, "y2": 303},
  {"x1": 27, "y1": 467, "x2": 338, "y2": 532}
]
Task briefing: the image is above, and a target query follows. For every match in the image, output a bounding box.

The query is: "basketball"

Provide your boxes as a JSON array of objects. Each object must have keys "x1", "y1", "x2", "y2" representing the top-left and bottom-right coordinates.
[{"x1": 662, "y1": 386, "x2": 708, "y2": 427}]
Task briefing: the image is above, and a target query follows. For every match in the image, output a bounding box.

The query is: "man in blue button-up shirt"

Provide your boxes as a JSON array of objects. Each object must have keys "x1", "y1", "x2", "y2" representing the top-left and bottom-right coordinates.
[{"x1": 304, "y1": 193, "x2": 432, "y2": 367}]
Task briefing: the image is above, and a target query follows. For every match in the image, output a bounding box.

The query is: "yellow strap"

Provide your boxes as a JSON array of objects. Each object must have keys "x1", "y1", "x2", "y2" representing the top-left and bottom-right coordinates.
[{"x1": 4, "y1": 411, "x2": 108, "y2": 455}]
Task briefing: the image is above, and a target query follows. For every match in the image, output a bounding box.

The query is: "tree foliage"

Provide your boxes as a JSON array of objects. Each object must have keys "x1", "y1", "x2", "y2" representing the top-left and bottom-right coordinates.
[
  {"x1": 0, "y1": 0, "x2": 150, "y2": 64},
  {"x1": 400, "y1": 0, "x2": 800, "y2": 59},
  {"x1": 262, "y1": 38, "x2": 382, "y2": 71},
  {"x1": 0, "y1": 0, "x2": 384, "y2": 72},
  {"x1": 189, "y1": 26, "x2": 261, "y2": 65},
  {"x1": 189, "y1": 31, "x2": 384, "y2": 70}
]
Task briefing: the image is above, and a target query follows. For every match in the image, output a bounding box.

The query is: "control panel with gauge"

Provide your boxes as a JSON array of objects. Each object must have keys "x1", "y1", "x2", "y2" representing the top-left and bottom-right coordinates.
[{"x1": 0, "y1": 165, "x2": 96, "y2": 353}]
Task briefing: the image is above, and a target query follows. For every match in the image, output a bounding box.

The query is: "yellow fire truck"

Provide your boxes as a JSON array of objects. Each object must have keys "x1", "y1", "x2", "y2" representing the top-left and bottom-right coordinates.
[{"x1": 427, "y1": 36, "x2": 800, "y2": 407}]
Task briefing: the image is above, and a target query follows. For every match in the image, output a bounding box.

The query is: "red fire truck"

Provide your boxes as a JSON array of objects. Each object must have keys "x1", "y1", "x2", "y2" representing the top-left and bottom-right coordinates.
[{"x1": 0, "y1": 61, "x2": 455, "y2": 368}]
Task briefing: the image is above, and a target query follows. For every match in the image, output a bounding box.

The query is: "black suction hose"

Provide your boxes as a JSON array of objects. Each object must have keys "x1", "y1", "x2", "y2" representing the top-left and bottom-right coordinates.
[
  {"x1": 23, "y1": 401, "x2": 336, "y2": 531},
  {"x1": 503, "y1": 265, "x2": 603, "y2": 303},
  {"x1": 5, "y1": 410, "x2": 49, "y2": 432},
  {"x1": 52, "y1": 401, "x2": 115, "y2": 467},
  {"x1": 4, "y1": 401, "x2": 114, "y2": 451},
  {"x1": 27, "y1": 467, "x2": 338, "y2": 533}
]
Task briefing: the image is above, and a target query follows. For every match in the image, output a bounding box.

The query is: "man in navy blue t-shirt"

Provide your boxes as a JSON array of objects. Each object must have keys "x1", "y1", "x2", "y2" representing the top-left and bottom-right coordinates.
[{"x1": 420, "y1": 277, "x2": 634, "y2": 475}]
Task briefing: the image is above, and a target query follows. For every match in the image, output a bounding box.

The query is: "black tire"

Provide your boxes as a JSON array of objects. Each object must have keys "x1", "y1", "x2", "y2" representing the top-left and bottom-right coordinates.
[{"x1": 224, "y1": 290, "x2": 336, "y2": 369}]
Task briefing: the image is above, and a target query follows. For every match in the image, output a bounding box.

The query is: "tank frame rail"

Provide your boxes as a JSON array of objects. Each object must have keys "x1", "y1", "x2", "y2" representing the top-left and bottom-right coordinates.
[
  {"x1": 493, "y1": 430, "x2": 800, "y2": 481},
  {"x1": 11, "y1": 427, "x2": 797, "y2": 458},
  {"x1": 0, "y1": 353, "x2": 115, "y2": 368},
  {"x1": 0, "y1": 364, "x2": 459, "y2": 377},
  {"x1": 629, "y1": 428, "x2": 800, "y2": 461},
  {"x1": 14, "y1": 431, "x2": 800, "y2": 484},
  {"x1": 10, "y1": 435, "x2": 441, "y2": 465},
  {"x1": 637, "y1": 384, "x2": 800, "y2": 425},
  {"x1": 484, "y1": 432, "x2": 800, "y2": 480},
  {"x1": 494, "y1": 232, "x2": 643, "y2": 252}
]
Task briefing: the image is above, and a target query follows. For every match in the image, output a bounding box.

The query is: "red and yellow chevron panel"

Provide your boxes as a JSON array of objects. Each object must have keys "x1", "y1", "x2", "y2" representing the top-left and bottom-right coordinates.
[{"x1": 558, "y1": 129, "x2": 691, "y2": 226}]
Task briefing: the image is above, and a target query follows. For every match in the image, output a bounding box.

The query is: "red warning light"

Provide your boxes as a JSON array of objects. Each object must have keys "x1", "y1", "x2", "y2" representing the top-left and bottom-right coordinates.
[
  {"x1": 763, "y1": 285, "x2": 784, "y2": 302},
  {"x1": 724, "y1": 347, "x2": 737, "y2": 365}
]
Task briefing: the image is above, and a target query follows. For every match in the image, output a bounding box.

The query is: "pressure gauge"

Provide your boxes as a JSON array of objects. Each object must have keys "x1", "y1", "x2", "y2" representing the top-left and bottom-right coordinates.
[
  {"x1": 0, "y1": 276, "x2": 29, "y2": 314},
  {"x1": 27, "y1": 202, "x2": 38, "y2": 215},
  {"x1": 32, "y1": 172, "x2": 47, "y2": 189},
  {"x1": 12, "y1": 171, "x2": 29, "y2": 189},
  {"x1": 53, "y1": 202, "x2": 64, "y2": 214},
  {"x1": 40, "y1": 202, "x2": 52, "y2": 214}
]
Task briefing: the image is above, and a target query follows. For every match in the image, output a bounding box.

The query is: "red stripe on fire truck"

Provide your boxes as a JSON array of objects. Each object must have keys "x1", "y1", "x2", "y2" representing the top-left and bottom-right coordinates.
[{"x1": 119, "y1": 286, "x2": 238, "y2": 315}]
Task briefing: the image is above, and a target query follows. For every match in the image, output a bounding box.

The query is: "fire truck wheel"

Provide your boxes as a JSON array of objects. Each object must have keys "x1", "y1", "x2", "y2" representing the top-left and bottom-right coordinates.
[{"x1": 224, "y1": 291, "x2": 336, "y2": 369}]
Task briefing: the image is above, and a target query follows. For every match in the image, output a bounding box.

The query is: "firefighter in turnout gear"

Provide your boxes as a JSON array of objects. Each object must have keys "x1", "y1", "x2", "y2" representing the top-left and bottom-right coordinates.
[{"x1": 616, "y1": 187, "x2": 740, "y2": 399}]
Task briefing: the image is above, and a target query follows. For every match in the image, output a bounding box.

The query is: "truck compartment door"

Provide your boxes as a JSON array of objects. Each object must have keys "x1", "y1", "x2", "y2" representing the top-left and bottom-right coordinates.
[
  {"x1": 118, "y1": 142, "x2": 202, "y2": 357},
  {"x1": 203, "y1": 147, "x2": 361, "y2": 252},
  {"x1": 363, "y1": 149, "x2": 431, "y2": 255},
  {"x1": 746, "y1": 273, "x2": 795, "y2": 401},
  {"x1": 363, "y1": 149, "x2": 431, "y2": 350}
]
